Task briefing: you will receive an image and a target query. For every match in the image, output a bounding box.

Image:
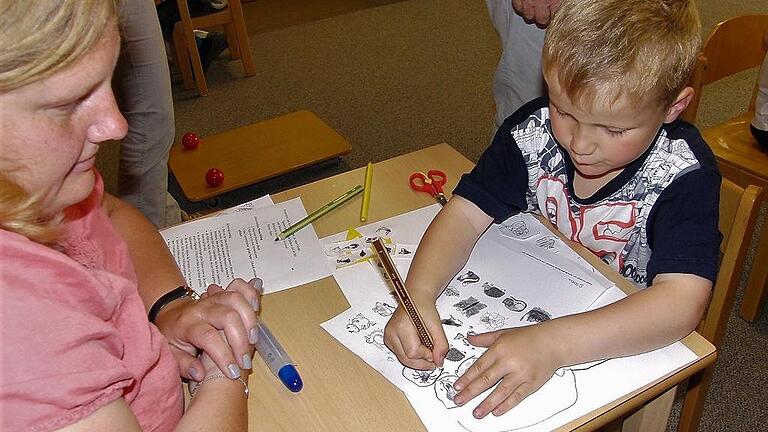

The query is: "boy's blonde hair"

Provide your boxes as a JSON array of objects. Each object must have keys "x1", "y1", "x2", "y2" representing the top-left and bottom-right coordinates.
[
  {"x1": 542, "y1": 0, "x2": 701, "y2": 110},
  {"x1": 0, "y1": 1, "x2": 117, "y2": 243}
]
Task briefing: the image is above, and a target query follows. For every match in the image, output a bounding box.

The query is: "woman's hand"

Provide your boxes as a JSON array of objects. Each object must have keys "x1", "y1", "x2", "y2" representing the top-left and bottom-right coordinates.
[
  {"x1": 452, "y1": 323, "x2": 561, "y2": 418},
  {"x1": 383, "y1": 295, "x2": 449, "y2": 369},
  {"x1": 154, "y1": 278, "x2": 262, "y2": 381}
]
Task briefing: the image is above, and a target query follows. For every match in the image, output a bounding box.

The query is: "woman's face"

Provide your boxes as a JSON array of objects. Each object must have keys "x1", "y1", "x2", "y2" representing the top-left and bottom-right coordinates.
[{"x1": 0, "y1": 24, "x2": 127, "y2": 215}]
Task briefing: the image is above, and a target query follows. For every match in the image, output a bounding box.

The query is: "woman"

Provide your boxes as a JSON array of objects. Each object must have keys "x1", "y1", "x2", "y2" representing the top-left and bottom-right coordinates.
[{"x1": 0, "y1": 2, "x2": 260, "y2": 430}]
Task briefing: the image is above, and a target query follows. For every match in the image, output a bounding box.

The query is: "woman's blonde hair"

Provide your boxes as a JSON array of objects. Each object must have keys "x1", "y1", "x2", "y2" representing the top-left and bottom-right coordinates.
[
  {"x1": 542, "y1": 0, "x2": 701, "y2": 110},
  {"x1": 0, "y1": 1, "x2": 117, "y2": 243},
  {"x1": 0, "y1": 0, "x2": 118, "y2": 91}
]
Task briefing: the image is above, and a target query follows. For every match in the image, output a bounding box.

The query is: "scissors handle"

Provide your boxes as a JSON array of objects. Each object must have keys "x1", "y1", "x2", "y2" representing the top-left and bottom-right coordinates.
[
  {"x1": 409, "y1": 172, "x2": 435, "y2": 193},
  {"x1": 409, "y1": 172, "x2": 448, "y2": 206},
  {"x1": 426, "y1": 170, "x2": 447, "y2": 194}
]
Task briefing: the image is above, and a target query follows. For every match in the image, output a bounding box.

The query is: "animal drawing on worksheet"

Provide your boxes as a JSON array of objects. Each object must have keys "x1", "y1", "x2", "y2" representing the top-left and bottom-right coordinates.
[
  {"x1": 364, "y1": 329, "x2": 387, "y2": 351},
  {"x1": 479, "y1": 312, "x2": 506, "y2": 331},
  {"x1": 498, "y1": 216, "x2": 540, "y2": 240},
  {"x1": 346, "y1": 313, "x2": 376, "y2": 333},
  {"x1": 443, "y1": 285, "x2": 460, "y2": 296},
  {"x1": 502, "y1": 295, "x2": 527, "y2": 313},
  {"x1": 521, "y1": 307, "x2": 551, "y2": 323},
  {"x1": 373, "y1": 301, "x2": 396, "y2": 317},
  {"x1": 482, "y1": 282, "x2": 505, "y2": 298},
  {"x1": 453, "y1": 296, "x2": 488, "y2": 318},
  {"x1": 456, "y1": 270, "x2": 480, "y2": 286}
]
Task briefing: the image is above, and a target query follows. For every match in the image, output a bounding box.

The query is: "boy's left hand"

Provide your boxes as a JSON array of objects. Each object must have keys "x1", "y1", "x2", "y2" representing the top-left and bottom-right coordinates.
[{"x1": 452, "y1": 323, "x2": 560, "y2": 418}]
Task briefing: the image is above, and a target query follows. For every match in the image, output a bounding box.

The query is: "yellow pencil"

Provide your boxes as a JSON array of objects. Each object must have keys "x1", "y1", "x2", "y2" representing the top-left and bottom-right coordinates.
[{"x1": 360, "y1": 162, "x2": 374, "y2": 222}]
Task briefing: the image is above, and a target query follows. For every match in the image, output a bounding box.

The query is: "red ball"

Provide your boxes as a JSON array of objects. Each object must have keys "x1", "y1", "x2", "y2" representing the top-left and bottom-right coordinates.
[
  {"x1": 205, "y1": 168, "x2": 224, "y2": 187},
  {"x1": 182, "y1": 132, "x2": 200, "y2": 150}
]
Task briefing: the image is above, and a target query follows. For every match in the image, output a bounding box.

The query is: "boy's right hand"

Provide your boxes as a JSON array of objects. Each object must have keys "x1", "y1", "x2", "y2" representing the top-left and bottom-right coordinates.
[{"x1": 384, "y1": 296, "x2": 449, "y2": 369}]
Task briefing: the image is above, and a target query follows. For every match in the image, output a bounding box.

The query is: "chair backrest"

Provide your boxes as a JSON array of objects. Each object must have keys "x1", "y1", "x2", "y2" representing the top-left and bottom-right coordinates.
[
  {"x1": 680, "y1": 14, "x2": 768, "y2": 124},
  {"x1": 697, "y1": 178, "x2": 762, "y2": 348}
]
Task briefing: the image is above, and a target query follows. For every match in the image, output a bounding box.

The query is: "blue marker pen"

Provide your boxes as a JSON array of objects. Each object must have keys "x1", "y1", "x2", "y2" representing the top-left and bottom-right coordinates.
[{"x1": 255, "y1": 321, "x2": 303, "y2": 392}]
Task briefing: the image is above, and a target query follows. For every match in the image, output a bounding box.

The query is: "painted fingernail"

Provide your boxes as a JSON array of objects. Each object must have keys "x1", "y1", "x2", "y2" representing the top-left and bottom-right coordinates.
[
  {"x1": 473, "y1": 408, "x2": 484, "y2": 419},
  {"x1": 248, "y1": 277, "x2": 263, "y2": 293},
  {"x1": 242, "y1": 354, "x2": 253, "y2": 370},
  {"x1": 249, "y1": 327, "x2": 258, "y2": 344},
  {"x1": 227, "y1": 363, "x2": 241, "y2": 379},
  {"x1": 453, "y1": 395, "x2": 463, "y2": 405},
  {"x1": 189, "y1": 367, "x2": 203, "y2": 381}
]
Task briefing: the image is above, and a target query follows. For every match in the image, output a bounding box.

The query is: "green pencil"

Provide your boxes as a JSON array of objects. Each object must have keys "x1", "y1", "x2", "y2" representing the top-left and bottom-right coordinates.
[{"x1": 274, "y1": 184, "x2": 364, "y2": 241}]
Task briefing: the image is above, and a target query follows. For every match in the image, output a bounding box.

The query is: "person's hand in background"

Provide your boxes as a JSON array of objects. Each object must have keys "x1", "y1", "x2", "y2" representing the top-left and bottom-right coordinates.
[{"x1": 511, "y1": 0, "x2": 561, "y2": 27}]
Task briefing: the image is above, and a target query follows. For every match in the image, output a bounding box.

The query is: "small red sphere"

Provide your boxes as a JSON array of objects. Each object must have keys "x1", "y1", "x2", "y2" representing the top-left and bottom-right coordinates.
[
  {"x1": 182, "y1": 132, "x2": 200, "y2": 150},
  {"x1": 205, "y1": 168, "x2": 224, "y2": 187}
]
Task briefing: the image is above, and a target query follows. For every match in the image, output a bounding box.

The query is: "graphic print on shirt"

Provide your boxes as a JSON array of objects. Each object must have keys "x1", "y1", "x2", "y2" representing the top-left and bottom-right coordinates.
[{"x1": 511, "y1": 108, "x2": 701, "y2": 287}]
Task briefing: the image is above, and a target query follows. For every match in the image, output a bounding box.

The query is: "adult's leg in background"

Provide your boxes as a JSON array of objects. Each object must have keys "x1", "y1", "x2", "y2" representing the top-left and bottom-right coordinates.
[
  {"x1": 486, "y1": 0, "x2": 547, "y2": 129},
  {"x1": 115, "y1": 0, "x2": 182, "y2": 228}
]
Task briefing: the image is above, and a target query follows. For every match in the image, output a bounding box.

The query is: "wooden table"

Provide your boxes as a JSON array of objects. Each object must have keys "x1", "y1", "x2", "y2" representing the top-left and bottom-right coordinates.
[
  {"x1": 169, "y1": 111, "x2": 352, "y2": 202},
  {"x1": 248, "y1": 143, "x2": 716, "y2": 431}
]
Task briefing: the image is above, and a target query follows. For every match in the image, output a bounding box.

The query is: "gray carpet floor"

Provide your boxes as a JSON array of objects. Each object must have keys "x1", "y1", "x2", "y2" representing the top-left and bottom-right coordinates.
[{"x1": 97, "y1": 1, "x2": 767, "y2": 430}]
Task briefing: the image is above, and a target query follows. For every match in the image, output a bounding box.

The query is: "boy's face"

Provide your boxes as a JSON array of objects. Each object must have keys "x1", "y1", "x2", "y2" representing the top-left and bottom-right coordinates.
[{"x1": 544, "y1": 68, "x2": 678, "y2": 179}]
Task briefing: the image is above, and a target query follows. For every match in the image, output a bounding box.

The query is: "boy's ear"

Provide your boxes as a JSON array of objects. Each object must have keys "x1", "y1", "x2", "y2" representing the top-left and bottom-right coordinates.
[{"x1": 663, "y1": 87, "x2": 694, "y2": 123}]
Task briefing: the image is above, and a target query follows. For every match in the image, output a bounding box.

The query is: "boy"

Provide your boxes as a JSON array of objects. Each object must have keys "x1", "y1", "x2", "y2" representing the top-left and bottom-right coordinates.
[{"x1": 384, "y1": 0, "x2": 720, "y2": 420}]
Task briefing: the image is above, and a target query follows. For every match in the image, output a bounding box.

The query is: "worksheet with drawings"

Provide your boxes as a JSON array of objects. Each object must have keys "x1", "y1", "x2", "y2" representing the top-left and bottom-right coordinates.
[{"x1": 321, "y1": 207, "x2": 698, "y2": 432}]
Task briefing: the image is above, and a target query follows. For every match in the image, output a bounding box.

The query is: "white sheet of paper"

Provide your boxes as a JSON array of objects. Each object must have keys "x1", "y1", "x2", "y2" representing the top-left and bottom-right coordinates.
[
  {"x1": 321, "y1": 208, "x2": 698, "y2": 432},
  {"x1": 321, "y1": 204, "x2": 442, "y2": 245},
  {"x1": 161, "y1": 197, "x2": 333, "y2": 294},
  {"x1": 218, "y1": 194, "x2": 274, "y2": 214}
]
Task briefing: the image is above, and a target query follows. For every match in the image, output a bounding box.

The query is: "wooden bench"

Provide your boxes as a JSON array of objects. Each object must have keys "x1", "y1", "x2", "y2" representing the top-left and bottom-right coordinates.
[{"x1": 169, "y1": 111, "x2": 352, "y2": 202}]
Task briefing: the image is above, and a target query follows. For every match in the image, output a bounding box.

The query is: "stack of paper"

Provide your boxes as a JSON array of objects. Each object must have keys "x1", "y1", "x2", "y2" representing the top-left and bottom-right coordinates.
[{"x1": 160, "y1": 196, "x2": 333, "y2": 295}]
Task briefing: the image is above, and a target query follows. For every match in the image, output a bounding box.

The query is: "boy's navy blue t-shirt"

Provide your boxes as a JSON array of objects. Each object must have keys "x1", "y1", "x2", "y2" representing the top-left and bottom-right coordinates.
[{"x1": 454, "y1": 97, "x2": 722, "y2": 288}]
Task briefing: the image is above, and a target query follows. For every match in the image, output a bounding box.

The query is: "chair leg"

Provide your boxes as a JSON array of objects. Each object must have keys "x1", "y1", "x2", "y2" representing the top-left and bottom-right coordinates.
[
  {"x1": 228, "y1": 0, "x2": 256, "y2": 76},
  {"x1": 187, "y1": 36, "x2": 209, "y2": 96},
  {"x1": 176, "y1": 0, "x2": 209, "y2": 96},
  {"x1": 224, "y1": 24, "x2": 240, "y2": 60},
  {"x1": 173, "y1": 23, "x2": 195, "y2": 90},
  {"x1": 676, "y1": 366, "x2": 715, "y2": 432},
  {"x1": 740, "y1": 219, "x2": 768, "y2": 321}
]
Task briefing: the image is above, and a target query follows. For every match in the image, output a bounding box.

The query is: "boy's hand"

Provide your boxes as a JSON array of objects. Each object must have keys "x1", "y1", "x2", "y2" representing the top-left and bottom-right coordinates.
[
  {"x1": 452, "y1": 324, "x2": 560, "y2": 418},
  {"x1": 384, "y1": 297, "x2": 449, "y2": 369}
]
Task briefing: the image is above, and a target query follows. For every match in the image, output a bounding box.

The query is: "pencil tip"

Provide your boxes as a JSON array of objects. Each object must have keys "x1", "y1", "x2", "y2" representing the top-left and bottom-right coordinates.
[{"x1": 274, "y1": 237, "x2": 280, "y2": 241}]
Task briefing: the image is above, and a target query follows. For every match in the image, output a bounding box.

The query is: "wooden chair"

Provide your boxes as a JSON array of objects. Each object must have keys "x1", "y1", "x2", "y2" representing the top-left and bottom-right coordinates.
[
  {"x1": 675, "y1": 179, "x2": 762, "y2": 432},
  {"x1": 172, "y1": 0, "x2": 256, "y2": 96},
  {"x1": 679, "y1": 14, "x2": 768, "y2": 323}
]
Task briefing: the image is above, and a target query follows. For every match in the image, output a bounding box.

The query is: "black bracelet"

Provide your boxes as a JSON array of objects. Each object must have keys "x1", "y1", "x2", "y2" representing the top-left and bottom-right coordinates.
[{"x1": 148, "y1": 285, "x2": 200, "y2": 323}]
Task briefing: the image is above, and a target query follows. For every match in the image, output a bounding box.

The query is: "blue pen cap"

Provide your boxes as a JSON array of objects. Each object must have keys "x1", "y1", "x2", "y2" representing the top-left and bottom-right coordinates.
[{"x1": 278, "y1": 364, "x2": 303, "y2": 392}]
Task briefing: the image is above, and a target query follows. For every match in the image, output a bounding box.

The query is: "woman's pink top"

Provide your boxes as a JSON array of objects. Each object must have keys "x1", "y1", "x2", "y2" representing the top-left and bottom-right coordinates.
[{"x1": 0, "y1": 174, "x2": 183, "y2": 431}]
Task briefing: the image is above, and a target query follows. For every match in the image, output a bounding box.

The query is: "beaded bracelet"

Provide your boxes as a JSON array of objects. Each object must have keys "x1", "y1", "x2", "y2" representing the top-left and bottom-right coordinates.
[{"x1": 189, "y1": 371, "x2": 249, "y2": 399}]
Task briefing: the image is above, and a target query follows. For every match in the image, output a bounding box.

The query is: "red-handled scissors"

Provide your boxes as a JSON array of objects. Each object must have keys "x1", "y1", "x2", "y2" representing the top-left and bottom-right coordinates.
[{"x1": 409, "y1": 169, "x2": 448, "y2": 206}]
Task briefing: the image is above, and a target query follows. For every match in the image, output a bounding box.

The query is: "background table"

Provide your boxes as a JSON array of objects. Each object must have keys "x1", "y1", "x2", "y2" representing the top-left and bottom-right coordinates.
[
  {"x1": 248, "y1": 143, "x2": 716, "y2": 431},
  {"x1": 169, "y1": 111, "x2": 352, "y2": 202}
]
